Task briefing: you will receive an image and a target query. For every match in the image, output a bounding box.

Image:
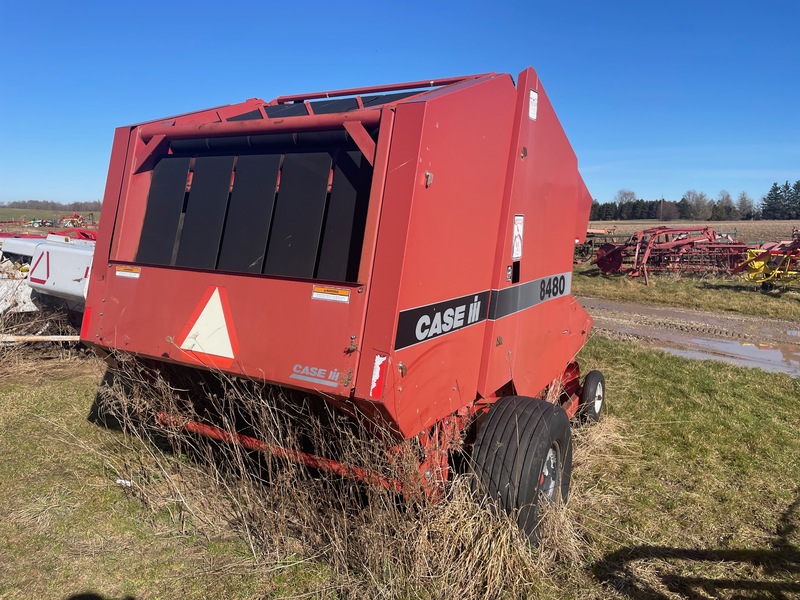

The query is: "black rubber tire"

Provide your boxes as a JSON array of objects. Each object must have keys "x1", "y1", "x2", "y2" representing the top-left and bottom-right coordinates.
[
  {"x1": 578, "y1": 370, "x2": 605, "y2": 423},
  {"x1": 471, "y1": 396, "x2": 572, "y2": 542}
]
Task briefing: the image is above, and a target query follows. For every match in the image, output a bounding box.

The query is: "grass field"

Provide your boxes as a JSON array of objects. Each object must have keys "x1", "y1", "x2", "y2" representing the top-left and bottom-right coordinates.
[
  {"x1": 589, "y1": 219, "x2": 799, "y2": 243},
  {"x1": 0, "y1": 337, "x2": 797, "y2": 599},
  {"x1": 0, "y1": 207, "x2": 79, "y2": 221},
  {"x1": 573, "y1": 263, "x2": 800, "y2": 321}
]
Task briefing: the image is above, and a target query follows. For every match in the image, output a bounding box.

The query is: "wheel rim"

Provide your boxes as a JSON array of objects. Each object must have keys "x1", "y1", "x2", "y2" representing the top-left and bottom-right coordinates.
[
  {"x1": 538, "y1": 444, "x2": 560, "y2": 501},
  {"x1": 594, "y1": 382, "x2": 604, "y2": 415}
]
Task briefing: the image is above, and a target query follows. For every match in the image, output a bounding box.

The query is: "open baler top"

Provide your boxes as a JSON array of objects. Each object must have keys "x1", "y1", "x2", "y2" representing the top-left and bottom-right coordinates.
[{"x1": 84, "y1": 69, "x2": 593, "y2": 439}]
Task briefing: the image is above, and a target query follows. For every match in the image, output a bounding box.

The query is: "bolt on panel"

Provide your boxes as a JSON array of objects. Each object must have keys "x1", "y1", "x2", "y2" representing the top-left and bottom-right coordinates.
[
  {"x1": 263, "y1": 152, "x2": 332, "y2": 278},
  {"x1": 176, "y1": 156, "x2": 236, "y2": 269},
  {"x1": 216, "y1": 154, "x2": 281, "y2": 273},
  {"x1": 136, "y1": 157, "x2": 191, "y2": 265}
]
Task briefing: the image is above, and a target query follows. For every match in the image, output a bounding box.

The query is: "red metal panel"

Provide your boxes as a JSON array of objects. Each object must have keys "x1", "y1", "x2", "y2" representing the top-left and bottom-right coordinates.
[
  {"x1": 355, "y1": 75, "x2": 516, "y2": 438},
  {"x1": 477, "y1": 68, "x2": 593, "y2": 399},
  {"x1": 86, "y1": 126, "x2": 134, "y2": 326},
  {"x1": 85, "y1": 267, "x2": 367, "y2": 395},
  {"x1": 108, "y1": 140, "x2": 156, "y2": 262},
  {"x1": 356, "y1": 108, "x2": 396, "y2": 285},
  {"x1": 354, "y1": 101, "x2": 426, "y2": 408}
]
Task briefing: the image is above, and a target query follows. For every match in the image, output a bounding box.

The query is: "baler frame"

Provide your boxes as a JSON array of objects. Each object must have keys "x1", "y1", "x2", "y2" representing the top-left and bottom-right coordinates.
[{"x1": 85, "y1": 68, "x2": 600, "y2": 540}]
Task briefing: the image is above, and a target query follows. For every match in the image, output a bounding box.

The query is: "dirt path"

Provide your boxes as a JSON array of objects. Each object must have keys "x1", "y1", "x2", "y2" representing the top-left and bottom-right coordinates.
[{"x1": 578, "y1": 297, "x2": 800, "y2": 377}]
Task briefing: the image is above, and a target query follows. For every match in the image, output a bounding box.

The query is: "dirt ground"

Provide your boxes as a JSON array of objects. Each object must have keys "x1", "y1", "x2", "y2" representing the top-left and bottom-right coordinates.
[{"x1": 579, "y1": 296, "x2": 800, "y2": 376}]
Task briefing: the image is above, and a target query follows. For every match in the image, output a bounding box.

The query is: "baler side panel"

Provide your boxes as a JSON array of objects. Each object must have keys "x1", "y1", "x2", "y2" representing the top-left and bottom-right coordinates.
[
  {"x1": 478, "y1": 68, "x2": 592, "y2": 399},
  {"x1": 575, "y1": 175, "x2": 593, "y2": 244},
  {"x1": 84, "y1": 127, "x2": 134, "y2": 333},
  {"x1": 356, "y1": 76, "x2": 517, "y2": 438},
  {"x1": 354, "y1": 102, "x2": 426, "y2": 411},
  {"x1": 85, "y1": 267, "x2": 367, "y2": 390}
]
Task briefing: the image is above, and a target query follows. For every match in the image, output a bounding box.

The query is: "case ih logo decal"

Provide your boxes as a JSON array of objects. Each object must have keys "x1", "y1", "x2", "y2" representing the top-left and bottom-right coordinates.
[
  {"x1": 290, "y1": 364, "x2": 341, "y2": 388},
  {"x1": 394, "y1": 272, "x2": 573, "y2": 350},
  {"x1": 395, "y1": 291, "x2": 490, "y2": 350}
]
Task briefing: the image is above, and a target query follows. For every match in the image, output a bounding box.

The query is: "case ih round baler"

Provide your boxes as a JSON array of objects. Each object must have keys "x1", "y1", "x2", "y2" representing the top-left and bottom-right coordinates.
[{"x1": 81, "y1": 67, "x2": 603, "y2": 540}]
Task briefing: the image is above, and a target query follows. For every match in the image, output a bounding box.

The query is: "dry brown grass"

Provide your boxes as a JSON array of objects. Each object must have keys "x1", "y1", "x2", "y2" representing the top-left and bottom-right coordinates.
[
  {"x1": 536, "y1": 417, "x2": 633, "y2": 568},
  {"x1": 0, "y1": 309, "x2": 89, "y2": 381},
  {"x1": 89, "y1": 355, "x2": 626, "y2": 599}
]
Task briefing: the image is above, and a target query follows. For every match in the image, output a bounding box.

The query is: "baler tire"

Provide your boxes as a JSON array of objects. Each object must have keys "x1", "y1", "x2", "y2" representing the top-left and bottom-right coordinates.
[
  {"x1": 471, "y1": 396, "x2": 572, "y2": 543},
  {"x1": 578, "y1": 370, "x2": 605, "y2": 424}
]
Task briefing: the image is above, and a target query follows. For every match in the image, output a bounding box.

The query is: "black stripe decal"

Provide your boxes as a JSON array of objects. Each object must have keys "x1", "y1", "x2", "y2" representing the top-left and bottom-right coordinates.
[
  {"x1": 488, "y1": 272, "x2": 572, "y2": 320},
  {"x1": 395, "y1": 291, "x2": 490, "y2": 350},
  {"x1": 393, "y1": 272, "x2": 572, "y2": 350}
]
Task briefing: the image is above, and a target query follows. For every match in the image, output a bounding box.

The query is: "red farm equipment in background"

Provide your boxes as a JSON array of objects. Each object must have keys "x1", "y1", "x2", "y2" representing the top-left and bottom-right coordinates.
[
  {"x1": 81, "y1": 68, "x2": 602, "y2": 540},
  {"x1": 593, "y1": 226, "x2": 751, "y2": 285}
]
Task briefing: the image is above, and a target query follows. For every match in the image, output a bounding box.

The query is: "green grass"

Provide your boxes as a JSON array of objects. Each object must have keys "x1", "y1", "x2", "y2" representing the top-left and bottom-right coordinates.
[
  {"x1": 574, "y1": 263, "x2": 800, "y2": 321},
  {"x1": 573, "y1": 335, "x2": 800, "y2": 597},
  {"x1": 0, "y1": 207, "x2": 100, "y2": 222},
  {"x1": 0, "y1": 207, "x2": 70, "y2": 221},
  {"x1": 0, "y1": 341, "x2": 798, "y2": 598},
  {"x1": 0, "y1": 357, "x2": 281, "y2": 599}
]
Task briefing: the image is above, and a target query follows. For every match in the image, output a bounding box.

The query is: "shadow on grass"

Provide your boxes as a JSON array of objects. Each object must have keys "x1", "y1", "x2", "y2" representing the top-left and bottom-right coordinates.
[
  {"x1": 574, "y1": 266, "x2": 623, "y2": 279},
  {"x1": 698, "y1": 281, "x2": 782, "y2": 295},
  {"x1": 86, "y1": 368, "x2": 175, "y2": 454},
  {"x1": 593, "y1": 491, "x2": 800, "y2": 599}
]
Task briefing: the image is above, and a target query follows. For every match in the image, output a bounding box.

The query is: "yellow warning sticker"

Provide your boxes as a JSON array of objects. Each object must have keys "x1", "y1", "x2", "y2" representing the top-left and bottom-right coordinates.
[
  {"x1": 115, "y1": 266, "x2": 141, "y2": 279},
  {"x1": 311, "y1": 286, "x2": 351, "y2": 303}
]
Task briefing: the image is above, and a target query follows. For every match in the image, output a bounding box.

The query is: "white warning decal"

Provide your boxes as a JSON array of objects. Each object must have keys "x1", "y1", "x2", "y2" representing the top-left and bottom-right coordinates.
[
  {"x1": 512, "y1": 214, "x2": 524, "y2": 260},
  {"x1": 529, "y1": 89, "x2": 538, "y2": 120},
  {"x1": 176, "y1": 286, "x2": 239, "y2": 368}
]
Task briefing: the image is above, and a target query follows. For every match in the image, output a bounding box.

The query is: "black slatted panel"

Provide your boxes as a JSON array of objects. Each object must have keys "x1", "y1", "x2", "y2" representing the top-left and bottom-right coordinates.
[
  {"x1": 309, "y1": 98, "x2": 359, "y2": 114},
  {"x1": 361, "y1": 91, "x2": 421, "y2": 107},
  {"x1": 136, "y1": 157, "x2": 191, "y2": 265},
  {"x1": 265, "y1": 103, "x2": 308, "y2": 118},
  {"x1": 316, "y1": 151, "x2": 372, "y2": 281},
  {"x1": 264, "y1": 153, "x2": 331, "y2": 278},
  {"x1": 227, "y1": 109, "x2": 263, "y2": 121},
  {"x1": 175, "y1": 156, "x2": 235, "y2": 269},
  {"x1": 217, "y1": 154, "x2": 281, "y2": 273}
]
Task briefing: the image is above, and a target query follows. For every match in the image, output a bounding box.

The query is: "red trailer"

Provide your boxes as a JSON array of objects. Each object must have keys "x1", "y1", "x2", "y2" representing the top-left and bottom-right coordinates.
[{"x1": 82, "y1": 68, "x2": 602, "y2": 539}]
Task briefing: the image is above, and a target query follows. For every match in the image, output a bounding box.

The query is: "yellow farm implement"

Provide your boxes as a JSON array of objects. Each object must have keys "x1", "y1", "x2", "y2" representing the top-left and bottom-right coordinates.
[{"x1": 733, "y1": 233, "x2": 800, "y2": 288}]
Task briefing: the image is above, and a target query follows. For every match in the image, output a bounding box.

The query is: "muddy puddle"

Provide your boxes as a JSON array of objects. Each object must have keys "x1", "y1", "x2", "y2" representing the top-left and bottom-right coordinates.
[
  {"x1": 668, "y1": 339, "x2": 800, "y2": 376},
  {"x1": 579, "y1": 297, "x2": 800, "y2": 377}
]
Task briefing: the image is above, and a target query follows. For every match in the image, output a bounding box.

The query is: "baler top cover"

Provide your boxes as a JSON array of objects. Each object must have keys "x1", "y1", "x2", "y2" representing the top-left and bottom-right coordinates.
[{"x1": 83, "y1": 68, "x2": 594, "y2": 439}]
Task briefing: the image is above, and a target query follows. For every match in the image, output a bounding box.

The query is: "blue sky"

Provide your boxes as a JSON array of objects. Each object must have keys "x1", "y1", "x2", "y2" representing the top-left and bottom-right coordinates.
[{"x1": 1, "y1": 0, "x2": 798, "y2": 204}]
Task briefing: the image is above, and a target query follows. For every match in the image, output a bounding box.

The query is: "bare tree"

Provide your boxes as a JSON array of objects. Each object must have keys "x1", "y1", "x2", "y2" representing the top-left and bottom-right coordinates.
[
  {"x1": 684, "y1": 189, "x2": 712, "y2": 220},
  {"x1": 714, "y1": 189, "x2": 738, "y2": 220},
  {"x1": 614, "y1": 189, "x2": 637, "y2": 204},
  {"x1": 736, "y1": 191, "x2": 755, "y2": 220},
  {"x1": 661, "y1": 202, "x2": 679, "y2": 221}
]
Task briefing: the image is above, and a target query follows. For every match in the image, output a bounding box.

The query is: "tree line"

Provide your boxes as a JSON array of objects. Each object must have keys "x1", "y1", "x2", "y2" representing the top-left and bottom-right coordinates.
[
  {"x1": 0, "y1": 200, "x2": 102, "y2": 212},
  {"x1": 760, "y1": 181, "x2": 800, "y2": 220},
  {"x1": 591, "y1": 181, "x2": 800, "y2": 221}
]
